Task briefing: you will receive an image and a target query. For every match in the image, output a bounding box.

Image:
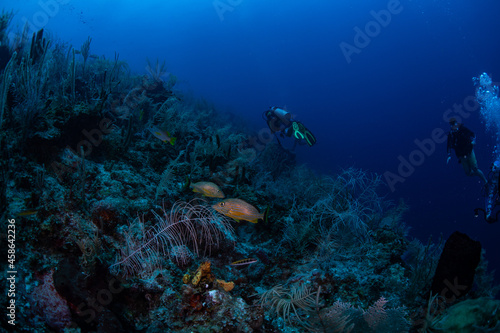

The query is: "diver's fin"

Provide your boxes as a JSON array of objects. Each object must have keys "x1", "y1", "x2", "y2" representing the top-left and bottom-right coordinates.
[{"x1": 305, "y1": 130, "x2": 316, "y2": 146}]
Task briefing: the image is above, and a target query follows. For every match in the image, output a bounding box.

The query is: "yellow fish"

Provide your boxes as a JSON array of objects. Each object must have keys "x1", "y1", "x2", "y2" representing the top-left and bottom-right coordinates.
[
  {"x1": 230, "y1": 258, "x2": 258, "y2": 266},
  {"x1": 190, "y1": 181, "x2": 225, "y2": 198},
  {"x1": 16, "y1": 209, "x2": 38, "y2": 217},
  {"x1": 148, "y1": 125, "x2": 176, "y2": 145},
  {"x1": 212, "y1": 198, "x2": 267, "y2": 223}
]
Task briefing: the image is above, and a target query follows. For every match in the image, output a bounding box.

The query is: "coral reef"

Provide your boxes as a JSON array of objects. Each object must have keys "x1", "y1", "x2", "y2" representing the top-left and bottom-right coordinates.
[{"x1": 0, "y1": 17, "x2": 498, "y2": 333}]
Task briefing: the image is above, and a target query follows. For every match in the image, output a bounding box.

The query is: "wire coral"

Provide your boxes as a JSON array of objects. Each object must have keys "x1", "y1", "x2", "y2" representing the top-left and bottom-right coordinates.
[{"x1": 110, "y1": 200, "x2": 234, "y2": 277}]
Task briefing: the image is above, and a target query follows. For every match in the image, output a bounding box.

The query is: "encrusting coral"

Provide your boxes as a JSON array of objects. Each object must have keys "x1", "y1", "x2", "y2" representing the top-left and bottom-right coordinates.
[
  {"x1": 183, "y1": 261, "x2": 235, "y2": 292},
  {"x1": 216, "y1": 279, "x2": 235, "y2": 292}
]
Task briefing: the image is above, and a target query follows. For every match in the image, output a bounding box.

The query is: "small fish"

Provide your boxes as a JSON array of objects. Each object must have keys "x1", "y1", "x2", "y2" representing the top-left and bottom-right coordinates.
[
  {"x1": 148, "y1": 125, "x2": 176, "y2": 145},
  {"x1": 230, "y1": 258, "x2": 258, "y2": 266},
  {"x1": 16, "y1": 209, "x2": 38, "y2": 217},
  {"x1": 215, "y1": 134, "x2": 221, "y2": 148},
  {"x1": 212, "y1": 198, "x2": 268, "y2": 223},
  {"x1": 190, "y1": 181, "x2": 225, "y2": 198}
]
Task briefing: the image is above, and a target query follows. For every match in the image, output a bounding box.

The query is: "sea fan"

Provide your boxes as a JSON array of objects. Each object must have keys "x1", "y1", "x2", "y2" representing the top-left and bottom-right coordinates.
[{"x1": 110, "y1": 200, "x2": 234, "y2": 277}]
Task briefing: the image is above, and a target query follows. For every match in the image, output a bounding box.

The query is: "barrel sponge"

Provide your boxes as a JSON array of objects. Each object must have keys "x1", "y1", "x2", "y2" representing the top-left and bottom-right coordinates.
[{"x1": 431, "y1": 231, "x2": 481, "y2": 297}]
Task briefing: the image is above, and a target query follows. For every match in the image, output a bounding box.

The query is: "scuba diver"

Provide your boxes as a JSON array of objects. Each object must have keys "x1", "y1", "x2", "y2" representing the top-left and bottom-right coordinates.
[
  {"x1": 475, "y1": 160, "x2": 500, "y2": 223},
  {"x1": 447, "y1": 117, "x2": 498, "y2": 223},
  {"x1": 446, "y1": 118, "x2": 488, "y2": 184},
  {"x1": 263, "y1": 106, "x2": 316, "y2": 149}
]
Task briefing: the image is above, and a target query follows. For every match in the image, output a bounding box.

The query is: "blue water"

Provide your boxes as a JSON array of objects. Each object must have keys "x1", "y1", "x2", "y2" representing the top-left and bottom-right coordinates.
[{"x1": 4, "y1": 0, "x2": 500, "y2": 282}]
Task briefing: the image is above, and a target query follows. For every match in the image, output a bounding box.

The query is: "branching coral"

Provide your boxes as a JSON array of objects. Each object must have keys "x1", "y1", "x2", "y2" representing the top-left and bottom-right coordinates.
[
  {"x1": 0, "y1": 9, "x2": 14, "y2": 44},
  {"x1": 276, "y1": 168, "x2": 385, "y2": 259},
  {"x1": 146, "y1": 58, "x2": 167, "y2": 82},
  {"x1": 80, "y1": 36, "x2": 92, "y2": 76},
  {"x1": 404, "y1": 237, "x2": 443, "y2": 304},
  {"x1": 110, "y1": 200, "x2": 234, "y2": 277},
  {"x1": 0, "y1": 51, "x2": 16, "y2": 129},
  {"x1": 258, "y1": 285, "x2": 409, "y2": 333},
  {"x1": 257, "y1": 284, "x2": 317, "y2": 327},
  {"x1": 311, "y1": 168, "x2": 385, "y2": 242}
]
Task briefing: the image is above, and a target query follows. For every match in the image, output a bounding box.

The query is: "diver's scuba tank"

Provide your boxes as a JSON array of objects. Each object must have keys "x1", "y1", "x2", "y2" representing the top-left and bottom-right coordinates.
[
  {"x1": 271, "y1": 107, "x2": 292, "y2": 125},
  {"x1": 485, "y1": 160, "x2": 500, "y2": 220}
]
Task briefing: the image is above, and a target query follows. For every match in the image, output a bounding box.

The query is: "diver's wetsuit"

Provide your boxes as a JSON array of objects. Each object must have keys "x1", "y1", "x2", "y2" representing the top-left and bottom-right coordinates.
[
  {"x1": 447, "y1": 125, "x2": 475, "y2": 158},
  {"x1": 447, "y1": 123, "x2": 488, "y2": 184}
]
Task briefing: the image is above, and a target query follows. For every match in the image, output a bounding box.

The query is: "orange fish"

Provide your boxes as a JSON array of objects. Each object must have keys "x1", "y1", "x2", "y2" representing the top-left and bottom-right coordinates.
[
  {"x1": 212, "y1": 198, "x2": 268, "y2": 223},
  {"x1": 190, "y1": 181, "x2": 225, "y2": 198}
]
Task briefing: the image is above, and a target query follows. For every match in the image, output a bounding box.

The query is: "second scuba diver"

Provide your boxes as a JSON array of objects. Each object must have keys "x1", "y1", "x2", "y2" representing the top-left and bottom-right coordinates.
[
  {"x1": 263, "y1": 106, "x2": 316, "y2": 149},
  {"x1": 447, "y1": 118, "x2": 488, "y2": 184}
]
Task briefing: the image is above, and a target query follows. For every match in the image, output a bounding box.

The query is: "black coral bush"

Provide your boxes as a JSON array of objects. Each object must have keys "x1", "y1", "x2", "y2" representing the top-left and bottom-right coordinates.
[{"x1": 110, "y1": 200, "x2": 234, "y2": 277}]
